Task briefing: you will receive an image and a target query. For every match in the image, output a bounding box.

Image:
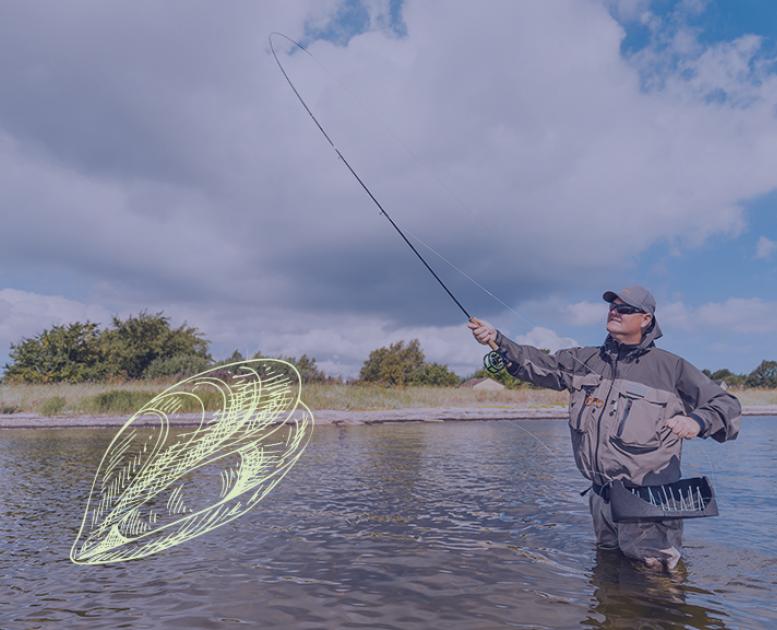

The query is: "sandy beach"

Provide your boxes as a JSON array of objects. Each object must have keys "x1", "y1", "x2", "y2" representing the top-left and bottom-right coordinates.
[{"x1": 2, "y1": 404, "x2": 775, "y2": 429}]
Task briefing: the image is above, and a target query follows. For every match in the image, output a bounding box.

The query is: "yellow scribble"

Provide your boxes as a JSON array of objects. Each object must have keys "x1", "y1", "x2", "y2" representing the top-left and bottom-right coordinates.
[{"x1": 70, "y1": 359, "x2": 314, "y2": 564}]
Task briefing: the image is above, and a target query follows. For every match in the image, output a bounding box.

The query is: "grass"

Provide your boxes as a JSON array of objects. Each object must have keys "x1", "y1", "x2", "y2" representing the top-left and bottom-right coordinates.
[{"x1": 0, "y1": 382, "x2": 774, "y2": 418}]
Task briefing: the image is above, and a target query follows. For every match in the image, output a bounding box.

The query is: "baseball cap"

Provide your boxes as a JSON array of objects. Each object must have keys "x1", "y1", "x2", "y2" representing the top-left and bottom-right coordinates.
[{"x1": 602, "y1": 285, "x2": 656, "y2": 316}]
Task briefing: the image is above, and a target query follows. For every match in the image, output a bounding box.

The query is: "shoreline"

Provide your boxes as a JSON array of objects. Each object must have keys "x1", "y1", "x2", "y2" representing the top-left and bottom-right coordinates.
[{"x1": 1, "y1": 404, "x2": 775, "y2": 429}]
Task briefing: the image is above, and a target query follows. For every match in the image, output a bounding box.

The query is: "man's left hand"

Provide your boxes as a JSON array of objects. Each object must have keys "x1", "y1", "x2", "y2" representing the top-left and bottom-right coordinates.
[{"x1": 665, "y1": 415, "x2": 701, "y2": 439}]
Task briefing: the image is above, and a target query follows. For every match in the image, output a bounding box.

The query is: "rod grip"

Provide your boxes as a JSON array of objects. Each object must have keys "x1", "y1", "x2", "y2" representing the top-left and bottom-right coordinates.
[{"x1": 468, "y1": 316, "x2": 500, "y2": 351}]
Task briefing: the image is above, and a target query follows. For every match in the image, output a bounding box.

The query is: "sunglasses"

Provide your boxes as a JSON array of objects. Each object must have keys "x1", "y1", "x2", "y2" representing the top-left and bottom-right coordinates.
[{"x1": 608, "y1": 303, "x2": 645, "y2": 315}]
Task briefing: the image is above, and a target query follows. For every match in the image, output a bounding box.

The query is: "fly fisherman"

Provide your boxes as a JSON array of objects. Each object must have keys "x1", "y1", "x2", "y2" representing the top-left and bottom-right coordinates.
[{"x1": 468, "y1": 286, "x2": 741, "y2": 571}]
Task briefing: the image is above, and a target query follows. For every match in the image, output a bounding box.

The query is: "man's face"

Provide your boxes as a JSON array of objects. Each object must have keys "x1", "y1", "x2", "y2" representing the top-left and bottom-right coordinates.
[{"x1": 606, "y1": 298, "x2": 652, "y2": 339}]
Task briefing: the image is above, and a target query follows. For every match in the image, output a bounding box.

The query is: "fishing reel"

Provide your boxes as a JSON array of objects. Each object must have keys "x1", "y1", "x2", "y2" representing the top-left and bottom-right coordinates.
[{"x1": 483, "y1": 349, "x2": 508, "y2": 374}]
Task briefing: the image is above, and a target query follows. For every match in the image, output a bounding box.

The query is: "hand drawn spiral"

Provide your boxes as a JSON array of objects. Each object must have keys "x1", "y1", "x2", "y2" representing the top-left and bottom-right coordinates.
[{"x1": 70, "y1": 359, "x2": 313, "y2": 564}]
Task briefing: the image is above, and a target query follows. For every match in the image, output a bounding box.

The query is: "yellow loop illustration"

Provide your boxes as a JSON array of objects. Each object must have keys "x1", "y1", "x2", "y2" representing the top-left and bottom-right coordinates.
[{"x1": 71, "y1": 359, "x2": 314, "y2": 564}]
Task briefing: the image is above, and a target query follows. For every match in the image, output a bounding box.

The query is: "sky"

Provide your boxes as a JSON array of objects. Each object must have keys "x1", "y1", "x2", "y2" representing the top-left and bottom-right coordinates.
[{"x1": 0, "y1": 0, "x2": 776, "y2": 379}]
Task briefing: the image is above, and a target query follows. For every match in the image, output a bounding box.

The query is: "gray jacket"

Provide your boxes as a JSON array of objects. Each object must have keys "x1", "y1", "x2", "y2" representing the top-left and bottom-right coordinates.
[{"x1": 495, "y1": 321, "x2": 741, "y2": 486}]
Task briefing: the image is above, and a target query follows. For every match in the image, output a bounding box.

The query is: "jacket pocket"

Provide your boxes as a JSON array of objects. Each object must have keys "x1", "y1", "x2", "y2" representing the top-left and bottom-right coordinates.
[
  {"x1": 568, "y1": 373, "x2": 602, "y2": 433},
  {"x1": 611, "y1": 388, "x2": 666, "y2": 451}
]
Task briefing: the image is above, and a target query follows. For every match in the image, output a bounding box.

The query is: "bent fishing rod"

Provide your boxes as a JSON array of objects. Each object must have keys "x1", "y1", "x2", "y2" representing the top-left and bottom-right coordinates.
[
  {"x1": 269, "y1": 32, "x2": 507, "y2": 373},
  {"x1": 269, "y1": 32, "x2": 506, "y2": 371}
]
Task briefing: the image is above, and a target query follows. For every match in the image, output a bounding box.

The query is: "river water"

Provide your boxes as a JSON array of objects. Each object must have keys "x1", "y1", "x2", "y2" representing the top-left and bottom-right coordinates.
[{"x1": 1, "y1": 417, "x2": 775, "y2": 629}]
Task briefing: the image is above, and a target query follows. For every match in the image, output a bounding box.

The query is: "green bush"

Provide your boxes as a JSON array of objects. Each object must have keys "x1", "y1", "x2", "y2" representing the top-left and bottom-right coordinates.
[
  {"x1": 359, "y1": 339, "x2": 460, "y2": 386},
  {"x1": 82, "y1": 387, "x2": 228, "y2": 415},
  {"x1": 410, "y1": 362, "x2": 461, "y2": 386},
  {"x1": 3, "y1": 322, "x2": 107, "y2": 384},
  {"x1": 40, "y1": 396, "x2": 67, "y2": 416},
  {"x1": 745, "y1": 360, "x2": 777, "y2": 388},
  {"x1": 84, "y1": 390, "x2": 155, "y2": 414},
  {"x1": 101, "y1": 312, "x2": 211, "y2": 379},
  {"x1": 2, "y1": 311, "x2": 211, "y2": 384}
]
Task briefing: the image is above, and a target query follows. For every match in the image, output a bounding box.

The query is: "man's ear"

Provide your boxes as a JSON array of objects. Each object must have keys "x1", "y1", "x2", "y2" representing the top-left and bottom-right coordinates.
[{"x1": 641, "y1": 315, "x2": 653, "y2": 330}]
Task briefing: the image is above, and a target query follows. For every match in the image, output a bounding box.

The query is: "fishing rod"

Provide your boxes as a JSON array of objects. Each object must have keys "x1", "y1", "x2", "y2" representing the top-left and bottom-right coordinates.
[
  {"x1": 269, "y1": 32, "x2": 507, "y2": 373},
  {"x1": 267, "y1": 34, "x2": 727, "y2": 497}
]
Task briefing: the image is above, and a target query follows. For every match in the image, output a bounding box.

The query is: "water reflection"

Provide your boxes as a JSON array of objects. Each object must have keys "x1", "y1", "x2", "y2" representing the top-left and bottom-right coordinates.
[
  {"x1": 585, "y1": 550, "x2": 730, "y2": 629},
  {"x1": 1, "y1": 419, "x2": 775, "y2": 628}
]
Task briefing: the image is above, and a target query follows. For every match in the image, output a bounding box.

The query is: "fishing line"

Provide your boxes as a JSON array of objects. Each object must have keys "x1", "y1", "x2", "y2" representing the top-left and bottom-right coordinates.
[
  {"x1": 270, "y1": 32, "x2": 472, "y2": 322},
  {"x1": 268, "y1": 32, "x2": 716, "y2": 486},
  {"x1": 268, "y1": 32, "x2": 607, "y2": 381}
]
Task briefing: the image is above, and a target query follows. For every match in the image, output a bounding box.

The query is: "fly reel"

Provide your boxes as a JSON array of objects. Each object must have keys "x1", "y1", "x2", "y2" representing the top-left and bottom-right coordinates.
[{"x1": 483, "y1": 350, "x2": 507, "y2": 374}]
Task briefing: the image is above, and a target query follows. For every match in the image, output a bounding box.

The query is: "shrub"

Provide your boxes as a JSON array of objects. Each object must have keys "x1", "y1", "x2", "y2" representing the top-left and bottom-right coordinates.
[
  {"x1": 85, "y1": 390, "x2": 154, "y2": 414},
  {"x1": 40, "y1": 396, "x2": 67, "y2": 416},
  {"x1": 3, "y1": 322, "x2": 107, "y2": 384},
  {"x1": 101, "y1": 312, "x2": 211, "y2": 379},
  {"x1": 360, "y1": 339, "x2": 425, "y2": 386},
  {"x1": 745, "y1": 360, "x2": 777, "y2": 388},
  {"x1": 359, "y1": 339, "x2": 460, "y2": 386},
  {"x1": 2, "y1": 311, "x2": 212, "y2": 384},
  {"x1": 410, "y1": 362, "x2": 461, "y2": 386}
]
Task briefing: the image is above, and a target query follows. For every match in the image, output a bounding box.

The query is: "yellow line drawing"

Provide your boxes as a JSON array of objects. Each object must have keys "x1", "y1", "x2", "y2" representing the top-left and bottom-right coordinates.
[{"x1": 70, "y1": 359, "x2": 314, "y2": 564}]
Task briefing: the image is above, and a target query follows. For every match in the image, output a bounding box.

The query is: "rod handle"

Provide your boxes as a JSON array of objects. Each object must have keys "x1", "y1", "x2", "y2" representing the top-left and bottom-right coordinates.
[{"x1": 468, "y1": 316, "x2": 500, "y2": 351}]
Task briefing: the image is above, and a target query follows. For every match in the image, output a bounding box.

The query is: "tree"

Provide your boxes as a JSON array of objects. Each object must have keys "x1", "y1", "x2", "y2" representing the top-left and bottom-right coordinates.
[
  {"x1": 2, "y1": 312, "x2": 212, "y2": 383},
  {"x1": 745, "y1": 360, "x2": 777, "y2": 388},
  {"x1": 292, "y1": 354, "x2": 330, "y2": 383},
  {"x1": 360, "y1": 339, "x2": 426, "y2": 386},
  {"x1": 3, "y1": 322, "x2": 107, "y2": 384},
  {"x1": 704, "y1": 368, "x2": 747, "y2": 388},
  {"x1": 359, "y1": 339, "x2": 460, "y2": 386},
  {"x1": 101, "y1": 312, "x2": 210, "y2": 379},
  {"x1": 411, "y1": 362, "x2": 461, "y2": 386}
]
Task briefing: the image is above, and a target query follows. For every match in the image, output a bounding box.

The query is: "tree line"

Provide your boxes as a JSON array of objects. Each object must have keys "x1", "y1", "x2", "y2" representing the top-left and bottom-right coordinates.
[
  {"x1": 0, "y1": 313, "x2": 456, "y2": 386},
  {"x1": 0, "y1": 313, "x2": 336, "y2": 385},
  {"x1": 702, "y1": 364, "x2": 777, "y2": 389},
  {"x1": 3, "y1": 312, "x2": 776, "y2": 388}
]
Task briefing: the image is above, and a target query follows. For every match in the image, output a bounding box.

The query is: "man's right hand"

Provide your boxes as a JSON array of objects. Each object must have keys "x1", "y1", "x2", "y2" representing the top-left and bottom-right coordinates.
[{"x1": 468, "y1": 317, "x2": 497, "y2": 346}]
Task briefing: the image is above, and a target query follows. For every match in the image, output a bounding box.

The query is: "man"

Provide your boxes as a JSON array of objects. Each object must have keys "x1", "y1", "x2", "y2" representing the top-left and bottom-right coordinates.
[{"x1": 468, "y1": 286, "x2": 741, "y2": 571}]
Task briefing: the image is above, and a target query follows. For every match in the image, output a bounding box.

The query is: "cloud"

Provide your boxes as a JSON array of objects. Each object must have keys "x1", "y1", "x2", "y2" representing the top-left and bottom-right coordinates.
[
  {"x1": 656, "y1": 300, "x2": 692, "y2": 329},
  {"x1": 0, "y1": 289, "x2": 112, "y2": 361},
  {"x1": 1, "y1": 1, "x2": 776, "y2": 376},
  {"x1": 514, "y1": 326, "x2": 579, "y2": 353},
  {"x1": 605, "y1": 0, "x2": 652, "y2": 23},
  {"x1": 658, "y1": 297, "x2": 777, "y2": 334},
  {"x1": 755, "y1": 236, "x2": 776, "y2": 260},
  {"x1": 696, "y1": 298, "x2": 777, "y2": 333},
  {"x1": 564, "y1": 301, "x2": 606, "y2": 326}
]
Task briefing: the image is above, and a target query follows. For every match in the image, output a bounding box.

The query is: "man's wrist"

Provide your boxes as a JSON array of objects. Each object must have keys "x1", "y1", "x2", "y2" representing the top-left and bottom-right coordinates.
[{"x1": 688, "y1": 413, "x2": 708, "y2": 437}]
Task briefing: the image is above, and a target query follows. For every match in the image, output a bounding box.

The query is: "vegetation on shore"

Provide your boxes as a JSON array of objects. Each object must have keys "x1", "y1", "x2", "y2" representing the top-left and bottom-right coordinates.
[
  {"x1": 2, "y1": 381, "x2": 776, "y2": 418},
  {"x1": 2, "y1": 312, "x2": 776, "y2": 417}
]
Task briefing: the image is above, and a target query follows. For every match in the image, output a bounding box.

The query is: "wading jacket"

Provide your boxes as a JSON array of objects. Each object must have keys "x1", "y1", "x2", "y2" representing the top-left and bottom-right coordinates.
[{"x1": 494, "y1": 323, "x2": 741, "y2": 487}]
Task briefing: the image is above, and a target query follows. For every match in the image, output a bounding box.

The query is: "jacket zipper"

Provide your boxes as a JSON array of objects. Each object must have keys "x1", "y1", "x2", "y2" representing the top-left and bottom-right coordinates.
[
  {"x1": 616, "y1": 399, "x2": 633, "y2": 437},
  {"x1": 574, "y1": 398, "x2": 588, "y2": 431},
  {"x1": 593, "y1": 354, "x2": 618, "y2": 485}
]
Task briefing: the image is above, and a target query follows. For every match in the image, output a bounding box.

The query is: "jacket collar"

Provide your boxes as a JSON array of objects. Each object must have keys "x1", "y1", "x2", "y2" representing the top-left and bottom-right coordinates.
[{"x1": 602, "y1": 317, "x2": 663, "y2": 361}]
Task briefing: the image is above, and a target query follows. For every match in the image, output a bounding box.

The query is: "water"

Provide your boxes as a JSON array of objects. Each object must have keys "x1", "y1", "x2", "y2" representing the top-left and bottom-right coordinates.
[{"x1": 1, "y1": 417, "x2": 775, "y2": 629}]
